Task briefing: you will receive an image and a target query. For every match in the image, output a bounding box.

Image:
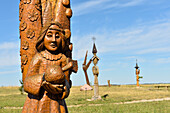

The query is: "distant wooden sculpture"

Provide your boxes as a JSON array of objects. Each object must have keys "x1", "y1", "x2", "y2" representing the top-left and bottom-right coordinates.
[
  {"x1": 107, "y1": 80, "x2": 111, "y2": 87},
  {"x1": 91, "y1": 42, "x2": 101, "y2": 100},
  {"x1": 82, "y1": 51, "x2": 92, "y2": 86},
  {"x1": 19, "y1": 0, "x2": 78, "y2": 113},
  {"x1": 134, "y1": 60, "x2": 143, "y2": 87}
]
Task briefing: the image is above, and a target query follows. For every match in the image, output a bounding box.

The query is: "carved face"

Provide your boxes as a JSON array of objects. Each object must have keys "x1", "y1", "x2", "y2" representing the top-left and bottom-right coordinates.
[
  {"x1": 93, "y1": 58, "x2": 98, "y2": 65},
  {"x1": 44, "y1": 25, "x2": 62, "y2": 52}
]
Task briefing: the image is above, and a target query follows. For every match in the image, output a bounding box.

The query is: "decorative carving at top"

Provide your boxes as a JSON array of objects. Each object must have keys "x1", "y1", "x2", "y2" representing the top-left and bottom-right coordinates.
[
  {"x1": 64, "y1": 29, "x2": 71, "y2": 39},
  {"x1": 21, "y1": 54, "x2": 28, "y2": 65},
  {"x1": 28, "y1": 9, "x2": 39, "y2": 22},
  {"x1": 19, "y1": 2, "x2": 24, "y2": 21},
  {"x1": 19, "y1": 12, "x2": 23, "y2": 21},
  {"x1": 35, "y1": 0, "x2": 41, "y2": 11},
  {"x1": 69, "y1": 43, "x2": 73, "y2": 51},
  {"x1": 66, "y1": 8, "x2": 72, "y2": 18},
  {"x1": 92, "y1": 43, "x2": 97, "y2": 54},
  {"x1": 26, "y1": 28, "x2": 35, "y2": 39},
  {"x1": 19, "y1": 2, "x2": 24, "y2": 13},
  {"x1": 22, "y1": 41, "x2": 29, "y2": 50},
  {"x1": 20, "y1": 21, "x2": 27, "y2": 31},
  {"x1": 35, "y1": 3, "x2": 41, "y2": 11},
  {"x1": 62, "y1": 0, "x2": 70, "y2": 6},
  {"x1": 23, "y1": 0, "x2": 31, "y2": 4}
]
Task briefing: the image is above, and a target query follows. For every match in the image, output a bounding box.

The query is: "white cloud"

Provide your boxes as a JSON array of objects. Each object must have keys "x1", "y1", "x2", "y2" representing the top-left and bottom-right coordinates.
[
  {"x1": 105, "y1": 0, "x2": 145, "y2": 9},
  {"x1": 0, "y1": 50, "x2": 20, "y2": 66},
  {"x1": 73, "y1": 0, "x2": 110, "y2": 16},
  {"x1": 0, "y1": 70, "x2": 19, "y2": 75},
  {"x1": 0, "y1": 42, "x2": 19, "y2": 50},
  {"x1": 73, "y1": 0, "x2": 145, "y2": 16},
  {"x1": 120, "y1": 0, "x2": 144, "y2": 7},
  {"x1": 155, "y1": 57, "x2": 170, "y2": 64},
  {"x1": 101, "y1": 68, "x2": 116, "y2": 72},
  {"x1": 72, "y1": 19, "x2": 170, "y2": 60},
  {"x1": 136, "y1": 48, "x2": 170, "y2": 54},
  {"x1": 0, "y1": 41, "x2": 20, "y2": 66}
]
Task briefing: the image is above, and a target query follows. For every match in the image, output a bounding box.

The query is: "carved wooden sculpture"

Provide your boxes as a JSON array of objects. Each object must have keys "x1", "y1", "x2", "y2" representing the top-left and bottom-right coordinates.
[
  {"x1": 107, "y1": 80, "x2": 111, "y2": 87},
  {"x1": 82, "y1": 51, "x2": 92, "y2": 86},
  {"x1": 19, "y1": 0, "x2": 77, "y2": 113},
  {"x1": 91, "y1": 43, "x2": 101, "y2": 100},
  {"x1": 134, "y1": 60, "x2": 143, "y2": 87}
]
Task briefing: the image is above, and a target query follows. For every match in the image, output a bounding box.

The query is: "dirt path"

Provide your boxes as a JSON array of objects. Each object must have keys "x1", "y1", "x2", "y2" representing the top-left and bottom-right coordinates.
[
  {"x1": 68, "y1": 97, "x2": 170, "y2": 107},
  {"x1": 113, "y1": 97, "x2": 170, "y2": 105},
  {"x1": 0, "y1": 93, "x2": 22, "y2": 96},
  {"x1": 3, "y1": 107, "x2": 23, "y2": 109},
  {"x1": 2, "y1": 97, "x2": 170, "y2": 109}
]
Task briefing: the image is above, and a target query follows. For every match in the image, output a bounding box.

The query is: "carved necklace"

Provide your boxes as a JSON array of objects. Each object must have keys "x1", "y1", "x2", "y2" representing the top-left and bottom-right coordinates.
[{"x1": 40, "y1": 50, "x2": 62, "y2": 61}]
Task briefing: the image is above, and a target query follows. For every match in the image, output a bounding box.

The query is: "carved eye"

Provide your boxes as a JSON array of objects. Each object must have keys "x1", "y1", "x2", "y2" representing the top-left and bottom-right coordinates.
[
  {"x1": 47, "y1": 32, "x2": 52, "y2": 38},
  {"x1": 55, "y1": 34, "x2": 59, "y2": 38},
  {"x1": 47, "y1": 35, "x2": 52, "y2": 38}
]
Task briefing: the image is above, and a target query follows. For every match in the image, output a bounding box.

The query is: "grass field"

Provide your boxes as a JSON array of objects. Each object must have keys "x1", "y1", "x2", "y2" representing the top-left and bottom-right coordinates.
[{"x1": 0, "y1": 84, "x2": 169, "y2": 113}]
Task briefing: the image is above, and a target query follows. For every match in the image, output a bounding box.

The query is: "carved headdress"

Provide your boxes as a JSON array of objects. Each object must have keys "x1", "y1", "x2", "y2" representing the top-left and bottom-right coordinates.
[{"x1": 42, "y1": 0, "x2": 72, "y2": 38}]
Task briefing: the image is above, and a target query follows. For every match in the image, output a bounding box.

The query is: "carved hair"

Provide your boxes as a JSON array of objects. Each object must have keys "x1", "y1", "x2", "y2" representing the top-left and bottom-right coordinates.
[{"x1": 36, "y1": 22, "x2": 66, "y2": 53}]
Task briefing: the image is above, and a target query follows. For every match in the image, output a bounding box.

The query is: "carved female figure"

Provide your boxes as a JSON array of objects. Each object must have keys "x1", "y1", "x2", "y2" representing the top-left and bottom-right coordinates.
[
  {"x1": 22, "y1": 22, "x2": 73, "y2": 113},
  {"x1": 20, "y1": 0, "x2": 76, "y2": 112}
]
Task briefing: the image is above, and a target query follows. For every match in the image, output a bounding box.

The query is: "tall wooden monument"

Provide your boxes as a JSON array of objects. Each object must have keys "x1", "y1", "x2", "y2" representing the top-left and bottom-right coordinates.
[
  {"x1": 134, "y1": 60, "x2": 143, "y2": 87},
  {"x1": 91, "y1": 38, "x2": 101, "y2": 100},
  {"x1": 19, "y1": 0, "x2": 78, "y2": 112}
]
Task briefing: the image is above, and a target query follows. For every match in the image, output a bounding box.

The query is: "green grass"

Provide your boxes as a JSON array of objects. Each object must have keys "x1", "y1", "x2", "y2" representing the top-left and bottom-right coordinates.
[
  {"x1": 0, "y1": 84, "x2": 169, "y2": 113},
  {"x1": 0, "y1": 87, "x2": 20, "y2": 94},
  {"x1": 68, "y1": 101, "x2": 170, "y2": 113},
  {"x1": 0, "y1": 94, "x2": 26, "y2": 107},
  {"x1": 0, "y1": 109, "x2": 22, "y2": 113},
  {"x1": 66, "y1": 85, "x2": 170, "y2": 105}
]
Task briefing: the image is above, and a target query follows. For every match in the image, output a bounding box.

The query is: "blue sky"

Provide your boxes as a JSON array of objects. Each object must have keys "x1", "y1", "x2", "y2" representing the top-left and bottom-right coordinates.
[{"x1": 0, "y1": 0, "x2": 170, "y2": 86}]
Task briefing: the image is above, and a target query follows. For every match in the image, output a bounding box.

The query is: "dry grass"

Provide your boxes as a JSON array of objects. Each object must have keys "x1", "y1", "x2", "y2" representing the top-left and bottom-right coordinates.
[
  {"x1": 0, "y1": 84, "x2": 169, "y2": 113},
  {"x1": 66, "y1": 84, "x2": 170, "y2": 105}
]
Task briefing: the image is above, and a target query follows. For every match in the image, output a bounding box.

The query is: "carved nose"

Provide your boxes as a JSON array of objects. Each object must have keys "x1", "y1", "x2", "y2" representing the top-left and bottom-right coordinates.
[{"x1": 52, "y1": 35, "x2": 56, "y2": 42}]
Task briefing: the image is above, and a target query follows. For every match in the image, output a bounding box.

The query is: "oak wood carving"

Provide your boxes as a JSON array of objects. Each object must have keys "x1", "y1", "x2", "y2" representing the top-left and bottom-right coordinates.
[{"x1": 19, "y1": 0, "x2": 77, "y2": 113}]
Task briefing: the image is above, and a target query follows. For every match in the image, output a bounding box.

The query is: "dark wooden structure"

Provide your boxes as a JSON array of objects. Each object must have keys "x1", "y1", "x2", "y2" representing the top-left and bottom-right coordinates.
[{"x1": 82, "y1": 51, "x2": 92, "y2": 86}]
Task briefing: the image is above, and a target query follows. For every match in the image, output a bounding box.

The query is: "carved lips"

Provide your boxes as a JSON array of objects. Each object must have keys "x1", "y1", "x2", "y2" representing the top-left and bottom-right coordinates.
[{"x1": 50, "y1": 43, "x2": 57, "y2": 48}]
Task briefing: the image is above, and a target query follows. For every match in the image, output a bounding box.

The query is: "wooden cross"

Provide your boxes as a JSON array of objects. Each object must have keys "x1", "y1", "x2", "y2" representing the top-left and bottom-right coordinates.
[{"x1": 92, "y1": 37, "x2": 96, "y2": 43}]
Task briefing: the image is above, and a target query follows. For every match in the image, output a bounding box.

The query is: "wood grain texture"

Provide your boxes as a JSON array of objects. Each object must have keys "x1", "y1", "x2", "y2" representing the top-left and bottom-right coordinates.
[{"x1": 20, "y1": 0, "x2": 78, "y2": 112}]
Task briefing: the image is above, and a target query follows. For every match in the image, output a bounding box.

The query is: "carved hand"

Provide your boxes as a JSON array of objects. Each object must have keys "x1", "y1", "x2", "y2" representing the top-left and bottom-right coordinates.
[
  {"x1": 60, "y1": 79, "x2": 70, "y2": 99},
  {"x1": 42, "y1": 81, "x2": 64, "y2": 94}
]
